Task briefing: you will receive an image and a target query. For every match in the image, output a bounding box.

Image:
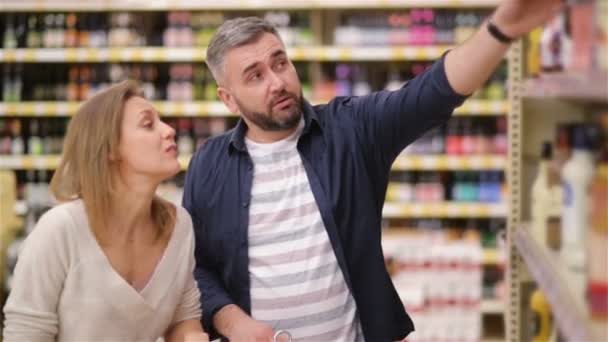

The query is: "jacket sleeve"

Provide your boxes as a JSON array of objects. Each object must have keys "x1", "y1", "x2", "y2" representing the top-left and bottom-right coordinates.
[
  {"x1": 182, "y1": 148, "x2": 235, "y2": 340},
  {"x1": 349, "y1": 53, "x2": 468, "y2": 172}
]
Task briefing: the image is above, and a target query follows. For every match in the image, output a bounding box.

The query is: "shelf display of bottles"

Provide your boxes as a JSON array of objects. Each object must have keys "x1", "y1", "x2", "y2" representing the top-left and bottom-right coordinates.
[
  {"x1": 524, "y1": 0, "x2": 608, "y2": 101},
  {"x1": 1, "y1": 10, "x2": 505, "y2": 50},
  {"x1": 524, "y1": 111, "x2": 608, "y2": 340},
  {"x1": 315, "y1": 61, "x2": 506, "y2": 102},
  {"x1": 388, "y1": 171, "x2": 505, "y2": 204},
  {"x1": 0, "y1": 11, "x2": 312, "y2": 49},
  {"x1": 382, "y1": 228, "x2": 495, "y2": 342},
  {"x1": 1, "y1": 61, "x2": 507, "y2": 104},
  {"x1": 401, "y1": 117, "x2": 508, "y2": 156},
  {"x1": 334, "y1": 9, "x2": 491, "y2": 46},
  {"x1": 0, "y1": 117, "x2": 235, "y2": 157},
  {"x1": 0, "y1": 118, "x2": 66, "y2": 156}
]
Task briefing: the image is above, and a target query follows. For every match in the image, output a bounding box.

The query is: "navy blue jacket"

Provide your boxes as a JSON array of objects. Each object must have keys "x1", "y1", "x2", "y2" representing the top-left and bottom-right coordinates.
[{"x1": 182, "y1": 55, "x2": 466, "y2": 341}]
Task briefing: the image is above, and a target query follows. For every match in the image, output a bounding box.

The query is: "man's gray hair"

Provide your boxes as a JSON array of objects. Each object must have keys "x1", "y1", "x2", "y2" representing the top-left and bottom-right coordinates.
[{"x1": 206, "y1": 17, "x2": 280, "y2": 83}]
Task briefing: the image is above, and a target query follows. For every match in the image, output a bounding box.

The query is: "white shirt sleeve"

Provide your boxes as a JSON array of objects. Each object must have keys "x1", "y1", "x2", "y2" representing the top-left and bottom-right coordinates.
[{"x1": 3, "y1": 207, "x2": 72, "y2": 342}]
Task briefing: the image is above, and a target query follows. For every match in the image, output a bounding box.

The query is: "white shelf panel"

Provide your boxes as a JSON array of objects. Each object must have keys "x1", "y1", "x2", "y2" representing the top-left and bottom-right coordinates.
[
  {"x1": 0, "y1": 155, "x2": 61, "y2": 170},
  {"x1": 0, "y1": 46, "x2": 456, "y2": 62},
  {"x1": 382, "y1": 202, "x2": 507, "y2": 218}
]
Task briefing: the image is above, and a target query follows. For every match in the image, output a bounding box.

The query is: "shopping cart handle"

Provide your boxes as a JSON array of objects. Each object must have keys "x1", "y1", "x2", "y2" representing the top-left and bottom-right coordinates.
[{"x1": 273, "y1": 330, "x2": 293, "y2": 342}]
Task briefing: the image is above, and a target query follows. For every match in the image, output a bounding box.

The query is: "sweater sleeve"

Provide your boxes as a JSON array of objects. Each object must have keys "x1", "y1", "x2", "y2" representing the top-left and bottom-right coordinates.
[
  {"x1": 3, "y1": 206, "x2": 72, "y2": 342},
  {"x1": 171, "y1": 209, "x2": 203, "y2": 324}
]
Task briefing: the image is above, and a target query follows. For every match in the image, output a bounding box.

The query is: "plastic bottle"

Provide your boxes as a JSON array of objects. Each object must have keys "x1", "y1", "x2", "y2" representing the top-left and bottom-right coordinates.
[
  {"x1": 531, "y1": 142, "x2": 563, "y2": 247},
  {"x1": 561, "y1": 126, "x2": 594, "y2": 296}
]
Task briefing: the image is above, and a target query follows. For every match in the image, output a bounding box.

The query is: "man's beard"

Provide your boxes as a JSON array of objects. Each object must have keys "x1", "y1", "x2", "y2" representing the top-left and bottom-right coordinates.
[{"x1": 236, "y1": 91, "x2": 303, "y2": 131}]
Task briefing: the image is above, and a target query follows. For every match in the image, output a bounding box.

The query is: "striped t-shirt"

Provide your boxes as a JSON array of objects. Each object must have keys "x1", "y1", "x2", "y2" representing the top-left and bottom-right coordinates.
[{"x1": 245, "y1": 120, "x2": 364, "y2": 341}]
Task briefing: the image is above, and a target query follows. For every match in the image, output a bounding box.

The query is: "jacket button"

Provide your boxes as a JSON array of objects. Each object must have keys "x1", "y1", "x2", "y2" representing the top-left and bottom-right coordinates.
[{"x1": 242, "y1": 202, "x2": 249, "y2": 208}]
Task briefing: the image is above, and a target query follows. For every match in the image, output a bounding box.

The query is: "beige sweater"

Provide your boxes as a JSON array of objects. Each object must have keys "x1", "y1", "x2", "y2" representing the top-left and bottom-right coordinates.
[{"x1": 3, "y1": 200, "x2": 202, "y2": 342}]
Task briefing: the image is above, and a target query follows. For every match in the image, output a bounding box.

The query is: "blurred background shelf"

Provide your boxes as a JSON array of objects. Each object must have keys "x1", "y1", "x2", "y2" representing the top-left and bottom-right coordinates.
[
  {"x1": 0, "y1": 0, "x2": 501, "y2": 11},
  {"x1": 524, "y1": 72, "x2": 608, "y2": 103},
  {"x1": 514, "y1": 227, "x2": 607, "y2": 342},
  {"x1": 382, "y1": 202, "x2": 507, "y2": 218},
  {"x1": 0, "y1": 46, "x2": 459, "y2": 62},
  {"x1": 392, "y1": 155, "x2": 506, "y2": 170},
  {"x1": 0, "y1": 100, "x2": 508, "y2": 117}
]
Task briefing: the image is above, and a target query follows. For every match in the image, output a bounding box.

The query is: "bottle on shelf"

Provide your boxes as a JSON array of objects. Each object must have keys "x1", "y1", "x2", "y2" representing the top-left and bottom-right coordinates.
[
  {"x1": 0, "y1": 120, "x2": 13, "y2": 155},
  {"x1": 10, "y1": 120, "x2": 24, "y2": 156},
  {"x1": 28, "y1": 119, "x2": 44, "y2": 155},
  {"x1": 352, "y1": 65, "x2": 371, "y2": 97},
  {"x1": 3, "y1": 14, "x2": 17, "y2": 49},
  {"x1": 26, "y1": 14, "x2": 43, "y2": 48},
  {"x1": 177, "y1": 119, "x2": 194, "y2": 156},
  {"x1": 493, "y1": 117, "x2": 508, "y2": 155},
  {"x1": 561, "y1": 125, "x2": 594, "y2": 296},
  {"x1": 529, "y1": 289, "x2": 554, "y2": 342},
  {"x1": 446, "y1": 120, "x2": 462, "y2": 155},
  {"x1": 385, "y1": 67, "x2": 405, "y2": 91},
  {"x1": 587, "y1": 149, "x2": 608, "y2": 320},
  {"x1": 335, "y1": 64, "x2": 352, "y2": 97},
  {"x1": 531, "y1": 142, "x2": 562, "y2": 248}
]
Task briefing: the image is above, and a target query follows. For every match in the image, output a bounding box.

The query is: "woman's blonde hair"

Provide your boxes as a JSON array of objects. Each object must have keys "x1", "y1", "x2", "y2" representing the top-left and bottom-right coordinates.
[{"x1": 50, "y1": 80, "x2": 175, "y2": 241}]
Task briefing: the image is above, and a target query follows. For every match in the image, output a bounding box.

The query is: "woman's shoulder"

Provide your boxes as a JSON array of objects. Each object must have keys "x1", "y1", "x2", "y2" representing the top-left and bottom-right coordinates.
[
  {"x1": 35, "y1": 200, "x2": 85, "y2": 234},
  {"x1": 173, "y1": 205, "x2": 194, "y2": 237},
  {"x1": 21, "y1": 200, "x2": 84, "y2": 260}
]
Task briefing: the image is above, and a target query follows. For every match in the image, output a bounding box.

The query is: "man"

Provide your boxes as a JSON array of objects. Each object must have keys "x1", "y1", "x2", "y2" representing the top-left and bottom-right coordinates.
[{"x1": 183, "y1": 1, "x2": 561, "y2": 341}]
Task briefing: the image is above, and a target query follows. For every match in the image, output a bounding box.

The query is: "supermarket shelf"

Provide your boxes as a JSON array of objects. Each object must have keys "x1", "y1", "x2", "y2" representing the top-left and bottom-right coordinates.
[
  {"x1": 0, "y1": 101, "x2": 231, "y2": 117},
  {"x1": 0, "y1": 155, "x2": 193, "y2": 170},
  {"x1": 0, "y1": 100, "x2": 507, "y2": 117},
  {"x1": 0, "y1": 46, "x2": 454, "y2": 63},
  {"x1": 0, "y1": 154, "x2": 508, "y2": 171},
  {"x1": 392, "y1": 155, "x2": 506, "y2": 171},
  {"x1": 514, "y1": 227, "x2": 608, "y2": 342},
  {"x1": 454, "y1": 99, "x2": 508, "y2": 116},
  {"x1": 0, "y1": 0, "x2": 500, "y2": 11},
  {"x1": 524, "y1": 72, "x2": 608, "y2": 103},
  {"x1": 0, "y1": 154, "x2": 510, "y2": 176},
  {"x1": 0, "y1": 155, "x2": 61, "y2": 170},
  {"x1": 382, "y1": 202, "x2": 507, "y2": 218}
]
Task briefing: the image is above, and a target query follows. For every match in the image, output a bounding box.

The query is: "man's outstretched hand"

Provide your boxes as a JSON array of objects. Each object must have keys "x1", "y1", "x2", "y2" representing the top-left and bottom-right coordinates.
[{"x1": 492, "y1": 0, "x2": 564, "y2": 39}]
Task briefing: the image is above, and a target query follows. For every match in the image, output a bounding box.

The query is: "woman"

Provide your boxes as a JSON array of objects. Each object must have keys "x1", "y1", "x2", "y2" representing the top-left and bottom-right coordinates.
[{"x1": 3, "y1": 81, "x2": 208, "y2": 342}]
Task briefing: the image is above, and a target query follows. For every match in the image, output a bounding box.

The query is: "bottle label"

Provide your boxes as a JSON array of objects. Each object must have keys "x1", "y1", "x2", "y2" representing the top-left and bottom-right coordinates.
[{"x1": 563, "y1": 181, "x2": 573, "y2": 206}]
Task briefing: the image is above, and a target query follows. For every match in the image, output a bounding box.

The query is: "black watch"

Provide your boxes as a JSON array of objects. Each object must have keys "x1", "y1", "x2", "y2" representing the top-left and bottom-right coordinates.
[{"x1": 487, "y1": 19, "x2": 515, "y2": 44}]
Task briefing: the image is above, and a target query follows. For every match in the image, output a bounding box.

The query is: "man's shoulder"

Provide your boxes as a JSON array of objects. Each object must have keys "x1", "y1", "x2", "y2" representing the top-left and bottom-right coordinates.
[{"x1": 188, "y1": 129, "x2": 234, "y2": 172}]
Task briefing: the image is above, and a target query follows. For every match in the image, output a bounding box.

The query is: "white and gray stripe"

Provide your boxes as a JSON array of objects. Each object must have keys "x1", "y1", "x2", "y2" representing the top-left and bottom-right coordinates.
[{"x1": 245, "y1": 121, "x2": 364, "y2": 341}]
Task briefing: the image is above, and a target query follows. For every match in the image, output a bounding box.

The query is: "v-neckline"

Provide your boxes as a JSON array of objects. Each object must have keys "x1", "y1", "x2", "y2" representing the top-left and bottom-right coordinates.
[{"x1": 78, "y1": 201, "x2": 180, "y2": 305}]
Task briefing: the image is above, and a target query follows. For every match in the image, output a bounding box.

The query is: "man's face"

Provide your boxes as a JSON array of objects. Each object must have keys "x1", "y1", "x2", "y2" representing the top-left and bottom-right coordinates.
[{"x1": 217, "y1": 33, "x2": 303, "y2": 132}]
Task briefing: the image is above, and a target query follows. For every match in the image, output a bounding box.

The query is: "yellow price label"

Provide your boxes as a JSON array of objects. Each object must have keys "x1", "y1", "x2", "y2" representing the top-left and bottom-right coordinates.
[
  {"x1": 22, "y1": 157, "x2": 35, "y2": 169},
  {"x1": 4, "y1": 50, "x2": 16, "y2": 62},
  {"x1": 338, "y1": 48, "x2": 351, "y2": 61},
  {"x1": 65, "y1": 49, "x2": 78, "y2": 62},
  {"x1": 109, "y1": 48, "x2": 121, "y2": 61}
]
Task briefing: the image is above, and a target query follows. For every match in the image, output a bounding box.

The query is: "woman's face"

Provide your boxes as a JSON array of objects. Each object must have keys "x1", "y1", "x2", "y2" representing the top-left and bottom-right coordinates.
[{"x1": 117, "y1": 96, "x2": 180, "y2": 182}]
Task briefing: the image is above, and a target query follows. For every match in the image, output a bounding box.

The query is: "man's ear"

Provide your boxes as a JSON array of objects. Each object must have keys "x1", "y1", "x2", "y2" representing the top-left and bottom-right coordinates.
[{"x1": 217, "y1": 87, "x2": 240, "y2": 115}]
